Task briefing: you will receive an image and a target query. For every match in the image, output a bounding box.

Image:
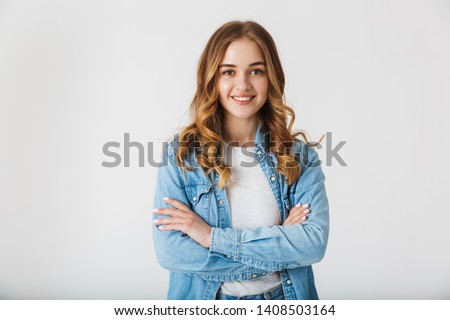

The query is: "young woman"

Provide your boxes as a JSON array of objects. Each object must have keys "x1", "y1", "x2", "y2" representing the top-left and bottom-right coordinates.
[{"x1": 152, "y1": 20, "x2": 329, "y2": 300}]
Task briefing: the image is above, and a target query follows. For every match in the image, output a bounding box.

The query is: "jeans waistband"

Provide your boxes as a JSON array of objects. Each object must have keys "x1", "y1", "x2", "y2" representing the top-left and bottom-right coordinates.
[{"x1": 216, "y1": 284, "x2": 285, "y2": 300}]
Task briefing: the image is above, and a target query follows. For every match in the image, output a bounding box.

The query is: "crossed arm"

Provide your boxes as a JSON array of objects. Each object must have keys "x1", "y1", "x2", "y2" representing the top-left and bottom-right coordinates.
[
  {"x1": 153, "y1": 198, "x2": 310, "y2": 248},
  {"x1": 151, "y1": 144, "x2": 329, "y2": 278}
]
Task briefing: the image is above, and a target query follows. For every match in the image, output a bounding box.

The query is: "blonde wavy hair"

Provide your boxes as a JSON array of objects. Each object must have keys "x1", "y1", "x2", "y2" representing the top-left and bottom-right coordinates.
[{"x1": 177, "y1": 20, "x2": 305, "y2": 188}]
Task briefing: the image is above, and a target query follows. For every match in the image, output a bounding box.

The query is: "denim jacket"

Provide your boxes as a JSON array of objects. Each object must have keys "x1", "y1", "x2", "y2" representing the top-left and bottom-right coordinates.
[{"x1": 152, "y1": 122, "x2": 329, "y2": 300}]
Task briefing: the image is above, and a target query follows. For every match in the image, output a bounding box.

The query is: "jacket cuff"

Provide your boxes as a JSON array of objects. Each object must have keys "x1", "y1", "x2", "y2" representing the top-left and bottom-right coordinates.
[{"x1": 210, "y1": 227, "x2": 241, "y2": 259}]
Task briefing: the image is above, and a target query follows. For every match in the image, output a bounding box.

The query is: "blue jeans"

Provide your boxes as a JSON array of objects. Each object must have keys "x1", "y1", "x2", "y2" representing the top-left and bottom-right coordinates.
[{"x1": 216, "y1": 284, "x2": 285, "y2": 300}]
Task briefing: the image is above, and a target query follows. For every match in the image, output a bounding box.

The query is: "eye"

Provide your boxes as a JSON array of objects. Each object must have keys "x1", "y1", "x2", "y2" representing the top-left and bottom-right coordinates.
[
  {"x1": 250, "y1": 69, "x2": 264, "y2": 75},
  {"x1": 222, "y1": 70, "x2": 234, "y2": 76}
]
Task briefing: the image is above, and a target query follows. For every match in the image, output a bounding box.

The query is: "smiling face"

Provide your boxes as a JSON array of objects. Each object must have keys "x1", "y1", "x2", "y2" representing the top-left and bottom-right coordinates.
[{"x1": 218, "y1": 37, "x2": 269, "y2": 128}]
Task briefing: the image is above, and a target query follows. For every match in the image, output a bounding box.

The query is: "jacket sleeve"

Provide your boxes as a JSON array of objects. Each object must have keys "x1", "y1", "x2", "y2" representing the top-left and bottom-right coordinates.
[
  {"x1": 152, "y1": 141, "x2": 269, "y2": 281},
  {"x1": 209, "y1": 146, "x2": 329, "y2": 271}
]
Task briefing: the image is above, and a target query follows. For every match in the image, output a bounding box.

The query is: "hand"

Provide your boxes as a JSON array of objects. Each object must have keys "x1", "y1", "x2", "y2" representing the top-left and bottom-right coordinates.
[
  {"x1": 152, "y1": 197, "x2": 212, "y2": 248},
  {"x1": 283, "y1": 203, "x2": 311, "y2": 226}
]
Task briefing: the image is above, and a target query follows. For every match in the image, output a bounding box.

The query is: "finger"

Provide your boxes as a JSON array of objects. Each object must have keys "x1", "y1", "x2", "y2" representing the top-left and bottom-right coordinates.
[
  {"x1": 284, "y1": 210, "x2": 302, "y2": 225},
  {"x1": 284, "y1": 210, "x2": 310, "y2": 226},
  {"x1": 152, "y1": 208, "x2": 183, "y2": 216},
  {"x1": 157, "y1": 223, "x2": 185, "y2": 231},
  {"x1": 284, "y1": 218, "x2": 302, "y2": 226},
  {"x1": 283, "y1": 216, "x2": 293, "y2": 225},
  {"x1": 286, "y1": 206, "x2": 301, "y2": 218},
  {"x1": 294, "y1": 215, "x2": 308, "y2": 223},
  {"x1": 163, "y1": 197, "x2": 191, "y2": 212},
  {"x1": 284, "y1": 214, "x2": 308, "y2": 226},
  {"x1": 292, "y1": 211, "x2": 310, "y2": 223},
  {"x1": 292, "y1": 203, "x2": 309, "y2": 208},
  {"x1": 153, "y1": 217, "x2": 185, "y2": 226},
  {"x1": 284, "y1": 213, "x2": 300, "y2": 225},
  {"x1": 289, "y1": 203, "x2": 310, "y2": 214},
  {"x1": 288, "y1": 207, "x2": 311, "y2": 219}
]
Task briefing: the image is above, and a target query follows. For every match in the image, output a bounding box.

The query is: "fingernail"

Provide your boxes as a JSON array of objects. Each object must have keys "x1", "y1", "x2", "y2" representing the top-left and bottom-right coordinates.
[
  {"x1": 295, "y1": 203, "x2": 301, "y2": 207},
  {"x1": 152, "y1": 209, "x2": 158, "y2": 213},
  {"x1": 302, "y1": 203, "x2": 309, "y2": 208},
  {"x1": 163, "y1": 197, "x2": 169, "y2": 201},
  {"x1": 158, "y1": 226, "x2": 164, "y2": 230},
  {"x1": 153, "y1": 219, "x2": 158, "y2": 224},
  {"x1": 304, "y1": 209, "x2": 310, "y2": 214},
  {"x1": 301, "y1": 216, "x2": 307, "y2": 221}
]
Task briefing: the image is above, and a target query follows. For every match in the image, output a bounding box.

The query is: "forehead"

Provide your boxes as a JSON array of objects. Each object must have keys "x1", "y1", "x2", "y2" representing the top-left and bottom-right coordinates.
[{"x1": 220, "y1": 38, "x2": 265, "y2": 64}]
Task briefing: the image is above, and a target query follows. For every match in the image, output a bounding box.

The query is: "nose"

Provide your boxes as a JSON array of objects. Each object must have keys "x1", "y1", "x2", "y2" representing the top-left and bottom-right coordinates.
[{"x1": 235, "y1": 72, "x2": 251, "y2": 91}]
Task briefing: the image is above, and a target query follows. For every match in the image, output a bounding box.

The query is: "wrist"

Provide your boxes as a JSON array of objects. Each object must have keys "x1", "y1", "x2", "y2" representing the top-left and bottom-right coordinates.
[{"x1": 202, "y1": 226, "x2": 212, "y2": 248}]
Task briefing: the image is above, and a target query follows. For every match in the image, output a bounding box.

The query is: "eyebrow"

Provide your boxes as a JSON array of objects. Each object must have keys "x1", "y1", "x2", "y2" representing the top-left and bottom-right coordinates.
[{"x1": 218, "y1": 61, "x2": 266, "y2": 68}]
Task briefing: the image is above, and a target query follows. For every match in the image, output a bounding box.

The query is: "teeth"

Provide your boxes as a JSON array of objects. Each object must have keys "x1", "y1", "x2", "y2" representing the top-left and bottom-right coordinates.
[{"x1": 233, "y1": 96, "x2": 253, "y2": 101}]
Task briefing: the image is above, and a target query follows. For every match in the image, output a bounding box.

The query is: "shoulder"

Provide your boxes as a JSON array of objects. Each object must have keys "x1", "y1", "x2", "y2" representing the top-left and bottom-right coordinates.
[
  {"x1": 291, "y1": 138, "x2": 321, "y2": 171},
  {"x1": 291, "y1": 137, "x2": 309, "y2": 153},
  {"x1": 165, "y1": 134, "x2": 180, "y2": 159},
  {"x1": 164, "y1": 133, "x2": 197, "y2": 165}
]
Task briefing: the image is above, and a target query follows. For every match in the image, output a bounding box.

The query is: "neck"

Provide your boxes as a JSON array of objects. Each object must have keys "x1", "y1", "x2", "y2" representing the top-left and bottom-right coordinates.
[{"x1": 223, "y1": 115, "x2": 259, "y2": 146}]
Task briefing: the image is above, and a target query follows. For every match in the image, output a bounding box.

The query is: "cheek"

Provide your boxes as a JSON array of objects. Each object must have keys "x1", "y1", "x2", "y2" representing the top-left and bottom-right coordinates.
[
  {"x1": 254, "y1": 78, "x2": 269, "y2": 97},
  {"x1": 218, "y1": 80, "x2": 231, "y2": 98}
]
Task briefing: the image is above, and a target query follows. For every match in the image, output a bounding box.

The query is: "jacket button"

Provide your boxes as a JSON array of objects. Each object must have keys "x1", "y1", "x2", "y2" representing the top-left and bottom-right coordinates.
[
  {"x1": 286, "y1": 279, "x2": 292, "y2": 285},
  {"x1": 257, "y1": 150, "x2": 262, "y2": 156},
  {"x1": 219, "y1": 199, "x2": 224, "y2": 205},
  {"x1": 192, "y1": 196, "x2": 197, "y2": 202},
  {"x1": 251, "y1": 274, "x2": 257, "y2": 278},
  {"x1": 262, "y1": 272, "x2": 267, "y2": 275},
  {"x1": 270, "y1": 176, "x2": 276, "y2": 182}
]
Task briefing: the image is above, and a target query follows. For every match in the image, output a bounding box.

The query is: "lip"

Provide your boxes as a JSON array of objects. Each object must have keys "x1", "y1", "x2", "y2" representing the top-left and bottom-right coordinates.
[{"x1": 231, "y1": 95, "x2": 255, "y2": 105}]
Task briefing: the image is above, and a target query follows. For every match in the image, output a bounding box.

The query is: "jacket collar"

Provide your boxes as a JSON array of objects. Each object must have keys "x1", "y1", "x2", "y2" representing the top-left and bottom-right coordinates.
[{"x1": 255, "y1": 119, "x2": 267, "y2": 149}]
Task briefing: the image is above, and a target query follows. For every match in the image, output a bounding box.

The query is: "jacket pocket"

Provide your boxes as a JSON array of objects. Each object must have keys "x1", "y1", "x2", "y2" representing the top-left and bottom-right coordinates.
[{"x1": 185, "y1": 183, "x2": 212, "y2": 221}]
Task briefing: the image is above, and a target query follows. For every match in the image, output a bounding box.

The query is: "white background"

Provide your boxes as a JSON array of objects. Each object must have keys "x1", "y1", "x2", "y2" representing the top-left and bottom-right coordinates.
[{"x1": 1, "y1": 0, "x2": 449, "y2": 299}]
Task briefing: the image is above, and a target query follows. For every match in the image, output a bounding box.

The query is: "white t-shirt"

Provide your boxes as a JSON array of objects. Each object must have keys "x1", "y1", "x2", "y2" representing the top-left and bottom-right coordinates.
[{"x1": 219, "y1": 146, "x2": 282, "y2": 296}]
